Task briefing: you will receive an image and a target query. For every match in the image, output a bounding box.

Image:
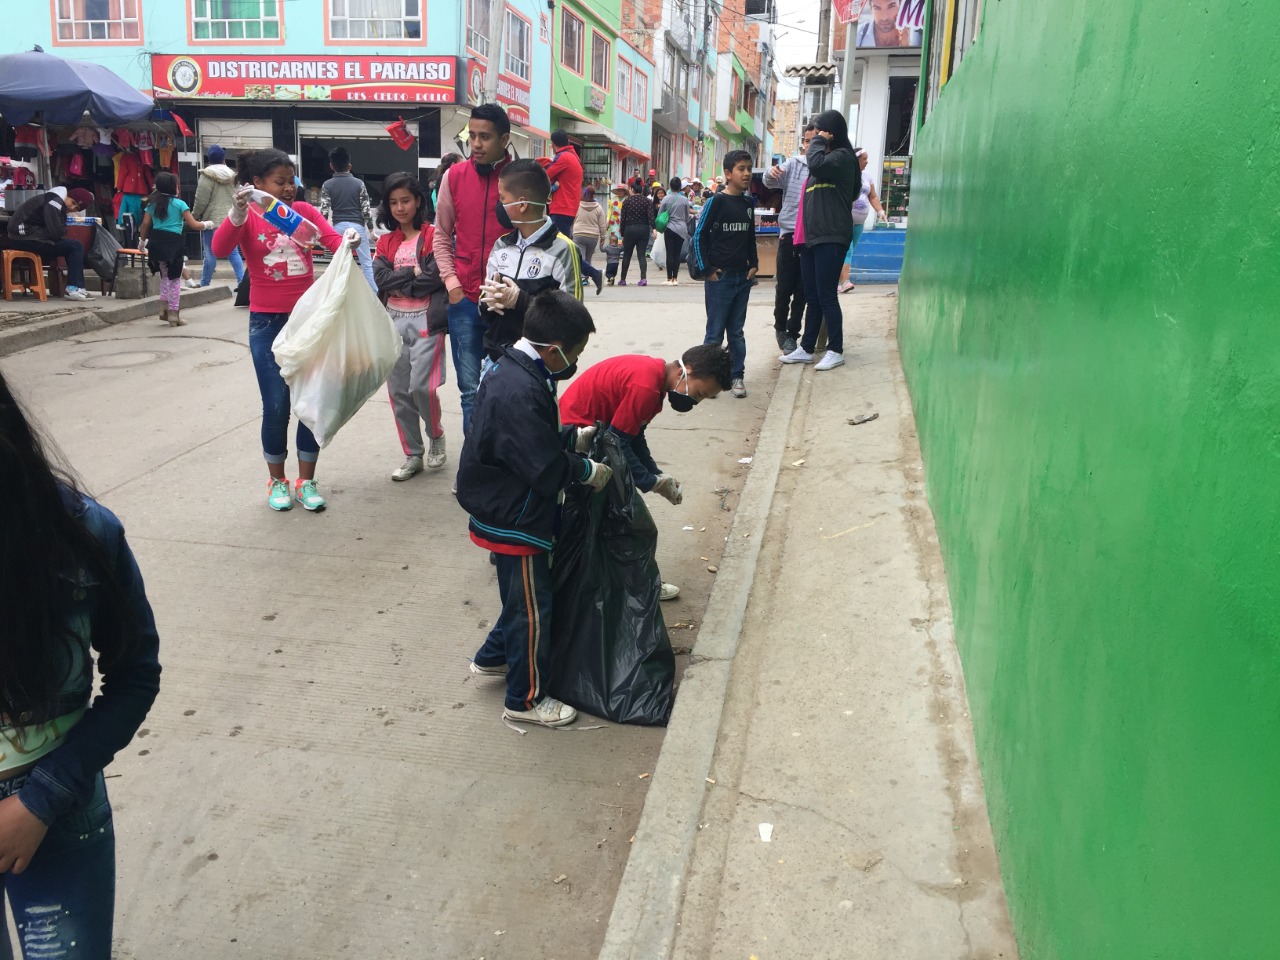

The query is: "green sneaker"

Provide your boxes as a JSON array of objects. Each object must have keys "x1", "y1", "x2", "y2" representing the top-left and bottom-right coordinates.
[
  {"x1": 294, "y1": 478, "x2": 326, "y2": 512},
  {"x1": 267, "y1": 478, "x2": 292, "y2": 511}
]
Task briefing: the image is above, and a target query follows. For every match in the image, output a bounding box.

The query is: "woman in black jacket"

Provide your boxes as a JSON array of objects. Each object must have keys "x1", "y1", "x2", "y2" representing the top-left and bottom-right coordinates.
[
  {"x1": 780, "y1": 109, "x2": 860, "y2": 372},
  {"x1": 618, "y1": 179, "x2": 654, "y2": 286}
]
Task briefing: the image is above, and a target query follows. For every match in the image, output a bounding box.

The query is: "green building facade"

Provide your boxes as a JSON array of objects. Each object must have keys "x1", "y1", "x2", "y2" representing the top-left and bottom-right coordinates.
[{"x1": 898, "y1": 0, "x2": 1280, "y2": 957}]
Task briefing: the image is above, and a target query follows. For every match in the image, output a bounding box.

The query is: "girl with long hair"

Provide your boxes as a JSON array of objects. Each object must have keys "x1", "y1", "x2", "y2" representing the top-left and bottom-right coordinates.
[
  {"x1": 0, "y1": 369, "x2": 161, "y2": 958},
  {"x1": 837, "y1": 148, "x2": 889, "y2": 293},
  {"x1": 373, "y1": 172, "x2": 450, "y2": 482},
  {"x1": 138, "y1": 171, "x2": 213, "y2": 327},
  {"x1": 211, "y1": 149, "x2": 352, "y2": 513},
  {"x1": 780, "y1": 108, "x2": 860, "y2": 372}
]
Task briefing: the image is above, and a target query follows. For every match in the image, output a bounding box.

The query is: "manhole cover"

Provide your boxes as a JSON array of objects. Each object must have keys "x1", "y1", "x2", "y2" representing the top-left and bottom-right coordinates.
[{"x1": 78, "y1": 350, "x2": 172, "y2": 370}]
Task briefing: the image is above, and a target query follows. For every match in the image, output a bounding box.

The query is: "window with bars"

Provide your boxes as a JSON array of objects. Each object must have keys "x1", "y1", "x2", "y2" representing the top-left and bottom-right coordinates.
[
  {"x1": 505, "y1": 10, "x2": 531, "y2": 81},
  {"x1": 561, "y1": 9, "x2": 584, "y2": 74},
  {"x1": 616, "y1": 58, "x2": 632, "y2": 113},
  {"x1": 581, "y1": 145, "x2": 612, "y2": 181},
  {"x1": 466, "y1": 0, "x2": 490, "y2": 56},
  {"x1": 591, "y1": 32, "x2": 610, "y2": 90},
  {"x1": 193, "y1": 0, "x2": 280, "y2": 41},
  {"x1": 330, "y1": 0, "x2": 421, "y2": 40},
  {"x1": 633, "y1": 70, "x2": 647, "y2": 121},
  {"x1": 55, "y1": 0, "x2": 141, "y2": 41}
]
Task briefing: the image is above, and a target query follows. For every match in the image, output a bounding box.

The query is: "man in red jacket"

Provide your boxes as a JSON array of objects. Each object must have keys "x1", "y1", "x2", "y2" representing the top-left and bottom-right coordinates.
[
  {"x1": 433, "y1": 103, "x2": 514, "y2": 436},
  {"x1": 542, "y1": 129, "x2": 602, "y2": 295}
]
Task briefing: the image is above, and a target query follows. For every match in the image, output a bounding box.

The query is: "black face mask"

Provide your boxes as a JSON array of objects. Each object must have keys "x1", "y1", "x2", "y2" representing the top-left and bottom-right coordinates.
[
  {"x1": 495, "y1": 199, "x2": 513, "y2": 230},
  {"x1": 668, "y1": 390, "x2": 698, "y2": 413},
  {"x1": 551, "y1": 362, "x2": 578, "y2": 382},
  {"x1": 667, "y1": 362, "x2": 699, "y2": 412}
]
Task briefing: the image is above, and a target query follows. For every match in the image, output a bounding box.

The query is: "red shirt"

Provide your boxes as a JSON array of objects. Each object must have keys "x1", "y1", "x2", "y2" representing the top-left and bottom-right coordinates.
[
  {"x1": 544, "y1": 145, "x2": 584, "y2": 218},
  {"x1": 559, "y1": 355, "x2": 667, "y2": 436}
]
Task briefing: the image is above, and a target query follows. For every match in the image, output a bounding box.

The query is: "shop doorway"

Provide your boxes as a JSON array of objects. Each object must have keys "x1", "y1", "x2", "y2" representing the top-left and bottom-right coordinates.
[
  {"x1": 297, "y1": 121, "x2": 421, "y2": 211},
  {"x1": 884, "y1": 77, "x2": 918, "y2": 158}
]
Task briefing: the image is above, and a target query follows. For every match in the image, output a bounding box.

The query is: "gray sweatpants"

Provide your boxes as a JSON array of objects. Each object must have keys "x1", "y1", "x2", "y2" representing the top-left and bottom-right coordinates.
[{"x1": 387, "y1": 307, "x2": 447, "y2": 457}]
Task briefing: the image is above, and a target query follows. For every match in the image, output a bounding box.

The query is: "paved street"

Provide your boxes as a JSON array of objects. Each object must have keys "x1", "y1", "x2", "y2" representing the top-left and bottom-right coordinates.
[{"x1": 1, "y1": 281, "x2": 782, "y2": 959}]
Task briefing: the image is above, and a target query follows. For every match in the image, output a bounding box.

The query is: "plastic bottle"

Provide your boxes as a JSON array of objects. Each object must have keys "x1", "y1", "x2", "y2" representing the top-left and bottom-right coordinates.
[{"x1": 247, "y1": 188, "x2": 321, "y2": 245}]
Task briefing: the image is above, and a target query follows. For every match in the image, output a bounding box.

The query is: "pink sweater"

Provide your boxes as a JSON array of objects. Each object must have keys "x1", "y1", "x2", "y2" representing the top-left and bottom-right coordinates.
[{"x1": 211, "y1": 201, "x2": 343, "y2": 314}]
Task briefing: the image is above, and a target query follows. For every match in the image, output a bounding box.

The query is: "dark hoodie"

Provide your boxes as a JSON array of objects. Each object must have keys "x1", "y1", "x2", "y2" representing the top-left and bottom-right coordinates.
[{"x1": 801, "y1": 135, "x2": 860, "y2": 248}]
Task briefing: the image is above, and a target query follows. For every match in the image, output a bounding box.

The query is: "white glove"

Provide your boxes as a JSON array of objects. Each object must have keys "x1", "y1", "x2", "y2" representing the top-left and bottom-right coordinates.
[
  {"x1": 478, "y1": 275, "x2": 519, "y2": 314},
  {"x1": 652, "y1": 474, "x2": 683, "y2": 505},
  {"x1": 574, "y1": 424, "x2": 597, "y2": 454},
  {"x1": 583, "y1": 460, "x2": 613, "y2": 492},
  {"x1": 202, "y1": 220, "x2": 215, "y2": 231},
  {"x1": 343, "y1": 227, "x2": 360, "y2": 247},
  {"x1": 229, "y1": 185, "x2": 253, "y2": 226}
]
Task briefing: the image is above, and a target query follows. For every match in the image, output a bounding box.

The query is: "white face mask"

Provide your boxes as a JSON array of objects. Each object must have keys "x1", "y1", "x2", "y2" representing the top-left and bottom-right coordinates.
[{"x1": 499, "y1": 199, "x2": 547, "y2": 226}]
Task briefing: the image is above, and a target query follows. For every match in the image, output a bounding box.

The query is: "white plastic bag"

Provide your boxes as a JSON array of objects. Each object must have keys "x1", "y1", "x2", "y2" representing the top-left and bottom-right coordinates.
[
  {"x1": 272, "y1": 245, "x2": 401, "y2": 447},
  {"x1": 651, "y1": 237, "x2": 667, "y2": 271}
]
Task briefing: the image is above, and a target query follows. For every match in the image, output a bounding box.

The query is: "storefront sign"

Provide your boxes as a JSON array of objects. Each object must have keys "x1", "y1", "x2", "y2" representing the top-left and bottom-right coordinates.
[
  {"x1": 589, "y1": 88, "x2": 607, "y2": 113},
  {"x1": 151, "y1": 54, "x2": 464, "y2": 104},
  {"x1": 852, "y1": 0, "x2": 925, "y2": 48},
  {"x1": 465, "y1": 59, "x2": 532, "y2": 127}
]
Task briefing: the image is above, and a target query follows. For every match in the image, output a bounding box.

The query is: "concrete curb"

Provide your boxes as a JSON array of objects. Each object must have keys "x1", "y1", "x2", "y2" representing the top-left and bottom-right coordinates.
[
  {"x1": 598, "y1": 362, "x2": 803, "y2": 960},
  {"x1": 0, "y1": 284, "x2": 231, "y2": 357}
]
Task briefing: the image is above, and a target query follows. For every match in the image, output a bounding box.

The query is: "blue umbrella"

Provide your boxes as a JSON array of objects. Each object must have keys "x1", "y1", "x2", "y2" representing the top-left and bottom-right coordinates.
[{"x1": 0, "y1": 46, "x2": 153, "y2": 126}]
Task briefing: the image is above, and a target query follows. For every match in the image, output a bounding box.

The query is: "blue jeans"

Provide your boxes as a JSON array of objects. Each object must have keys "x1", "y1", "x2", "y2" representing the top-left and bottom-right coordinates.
[
  {"x1": 0, "y1": 772, "x2": 115, "y2": 960},
  {"x1": 200, "y1": 229, "x2": 245, "y2": 286},
  {"x1": 447, "y1": 297, "x2": 484, "y2": 436},
  {"x1": 843, "y1": 223, "x2": 866, "y2": 265},
  {"x1": 799, "y1": 242, "x2": 846, "y2": 356},
  {"x1": 249, "y1": 312, "x2": 319, "y2": 464},
  {"x1": 334, "y1": 221, "x2": 376, "y2": 291},
  {"x1": 703, "y1": 268, "x2": 752, "y2": 379},
  {"x1": 473, "y1": 552, "x2": 554, "y2": 711}
]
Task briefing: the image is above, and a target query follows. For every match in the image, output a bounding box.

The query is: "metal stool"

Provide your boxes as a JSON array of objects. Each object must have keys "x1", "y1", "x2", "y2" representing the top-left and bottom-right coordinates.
[{"x1": 2, "y1": 249, "x2": 48, "y2": 302}]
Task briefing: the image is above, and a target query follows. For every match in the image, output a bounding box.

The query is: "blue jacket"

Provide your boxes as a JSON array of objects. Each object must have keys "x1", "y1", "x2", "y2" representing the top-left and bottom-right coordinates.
[
  {"x1": 19, "y1": 495, "x2": 162, "y2": 825},
  {"x1": 456, "y1": 347, "x2": 592, "y2": 551}
]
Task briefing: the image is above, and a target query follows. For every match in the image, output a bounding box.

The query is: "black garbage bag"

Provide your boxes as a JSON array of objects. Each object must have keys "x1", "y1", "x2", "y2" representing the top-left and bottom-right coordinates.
[
  {"x1": 550, "y1": 430, "x2": 675, "y2": 725},
  {"x1": 87, "y1": 223, "x2": 121, "y2": 282}
]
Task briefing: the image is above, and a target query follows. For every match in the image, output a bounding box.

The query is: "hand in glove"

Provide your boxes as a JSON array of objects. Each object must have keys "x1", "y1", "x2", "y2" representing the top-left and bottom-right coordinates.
[
  {"x1": 652, "y1": 474, "x2": 683, "y2": 505},
  {"x1": 229, "y1": 185, "x2": 254, "y2": 226},
  {"x1": 583, "y1": 459, "x2": 613, "y2": 492},
  {"x1": 202, "y1": 220, "x2": 215, "y2": 231},
  {"x1": 343, "y1": 227, "x2": 361, "y2": 247},
  {"x1": 574, "y1": 424, "x2": 597, "y2": 454},
  {"x1": 478, "y1": 275, "x2": 519, "y2": 315}
]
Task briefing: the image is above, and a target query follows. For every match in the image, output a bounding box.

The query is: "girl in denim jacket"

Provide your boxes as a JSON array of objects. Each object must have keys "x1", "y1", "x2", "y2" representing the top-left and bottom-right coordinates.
[{"x1": 0, "y1": 370, "x2": 161, "y2": 958}]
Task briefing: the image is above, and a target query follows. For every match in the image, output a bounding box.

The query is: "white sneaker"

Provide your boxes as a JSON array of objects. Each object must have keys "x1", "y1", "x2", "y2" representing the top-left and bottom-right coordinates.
[
  {"x1": 64, "y1": 286, "x2": 90, "y2": 301},
  {"x1": 660, "y1": 582, "x2": 680, "y2": 601},
  {"x1": 779, "y1": 346, "x2": 813, "y2": 364},
  {"x1": 814, "y1": 350, "x2": 846, "y2": 371},
  {"x1": 731, "y1": 378, "x2": 747, "y2": 398},
  {"x1": 184, "y1": 278, "x2": 200, "y2": 289},
  {"x1": 391, "y1": 455, "x2": 423, "y2": 481},
  {"x1": 469, "y1": 661, "x2": 507, "y2": 677},
  {"x1": 504, "y1": 696, "x2": 577, "y2": 727},
  {"x1": 427, "y1": 435, "x2": 447, "y2": 469}
]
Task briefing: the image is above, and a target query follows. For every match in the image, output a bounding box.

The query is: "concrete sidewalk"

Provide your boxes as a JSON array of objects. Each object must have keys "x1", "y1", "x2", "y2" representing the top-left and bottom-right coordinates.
[
  {"x1": 0, "y1": 283, "x2": 232, "y2": 356},
  {"x1": 601, "y1": 289, "x2": 1019, "y2": 959}
]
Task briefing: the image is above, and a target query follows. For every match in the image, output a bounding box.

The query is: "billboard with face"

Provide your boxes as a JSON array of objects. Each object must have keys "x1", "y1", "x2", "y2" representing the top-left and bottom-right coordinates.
[{"x1": 855, "y1": 0, "x2": 925, "y2": 48}]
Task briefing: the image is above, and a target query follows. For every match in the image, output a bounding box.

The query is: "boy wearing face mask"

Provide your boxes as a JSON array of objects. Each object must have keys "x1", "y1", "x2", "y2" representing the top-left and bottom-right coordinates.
[
  {"x1": 476, "y1": 160, "x2": 584, "y2": 361},
  {"x1": 457, "y1": 291, "x2": 610, "y2": 727},
  {"x1": 559, "y1": 345, "x2": 732, "y2": 600}
]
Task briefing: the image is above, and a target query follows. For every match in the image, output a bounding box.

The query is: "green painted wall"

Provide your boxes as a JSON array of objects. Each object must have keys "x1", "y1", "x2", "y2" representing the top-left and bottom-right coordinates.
[
  {"x1": 551, "y1": 0, "x2": 617, "y2": 127},
  {"x1": 897, "y1": 2, "x2": 1280, "y2": 958}
]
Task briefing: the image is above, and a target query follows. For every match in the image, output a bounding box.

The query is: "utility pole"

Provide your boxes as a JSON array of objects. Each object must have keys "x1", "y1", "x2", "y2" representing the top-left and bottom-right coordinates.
[
  {"x1": 815, "y1": 0, "x2": 831, "y2": 62},
  {"x1": 695, "y1": 0, "x2": 713, "y2": 176},
  {"x1": 483, "y1": 0, "x2": 506, "y2": 102}
]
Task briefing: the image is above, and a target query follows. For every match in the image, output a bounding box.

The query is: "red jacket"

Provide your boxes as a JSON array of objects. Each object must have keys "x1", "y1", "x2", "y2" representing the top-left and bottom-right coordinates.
[
  {"x1": 432, "y1": 153, "x2": 511, "y2": 302},
  {"x1": 543, "y1": 145, "x2": 584, "y2": 218}
]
